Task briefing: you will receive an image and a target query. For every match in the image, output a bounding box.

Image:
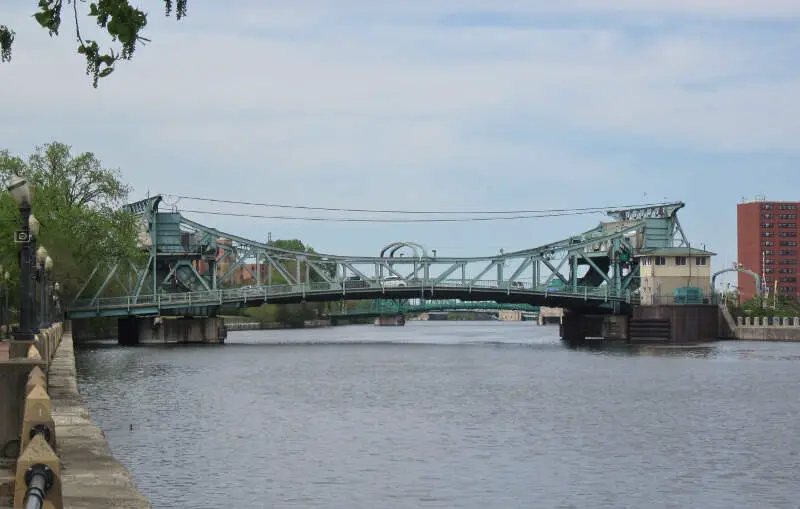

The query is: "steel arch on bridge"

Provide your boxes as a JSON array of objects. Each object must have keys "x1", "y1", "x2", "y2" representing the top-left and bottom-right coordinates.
[{"x1": 67, "y1": 197, "x2": 693, "y2": 319}]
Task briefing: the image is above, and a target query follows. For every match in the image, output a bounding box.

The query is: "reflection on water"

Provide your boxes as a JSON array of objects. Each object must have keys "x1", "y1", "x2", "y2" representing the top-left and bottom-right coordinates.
[{"x1": 75, "y1": 322, "x2": 800, "y2": 509}]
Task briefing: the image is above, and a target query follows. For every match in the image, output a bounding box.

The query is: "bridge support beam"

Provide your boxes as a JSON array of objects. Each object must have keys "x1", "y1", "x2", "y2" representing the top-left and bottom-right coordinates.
[{"x1": 117, "y1": 316, "x2": 227, "y2": 345}]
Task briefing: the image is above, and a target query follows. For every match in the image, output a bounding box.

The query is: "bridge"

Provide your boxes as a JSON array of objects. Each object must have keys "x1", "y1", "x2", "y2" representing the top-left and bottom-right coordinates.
[
  {"x1": 329, "y1": 299, "x2": 540, "y2": 319},
  {"x1": 68, "y1": 197, "x2": 690, "y2": 318},
  {"x1": 65, "y1": 196, "x2": 695, "y2": 343}
]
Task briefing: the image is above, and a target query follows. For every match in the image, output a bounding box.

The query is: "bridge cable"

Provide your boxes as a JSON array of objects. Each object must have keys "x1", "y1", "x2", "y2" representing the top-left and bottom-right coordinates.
[
  {"x1": 176, "y1": 208, "x2": 632, "y2": 223},
  {"x1": 166, "y1": 194, "x2": 673, "y2": 216}
]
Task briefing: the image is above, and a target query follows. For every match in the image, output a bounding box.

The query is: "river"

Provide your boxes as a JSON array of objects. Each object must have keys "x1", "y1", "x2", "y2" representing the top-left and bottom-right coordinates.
[{"x1": 74, "y1": 321, "x2": 800, "y2": 508}]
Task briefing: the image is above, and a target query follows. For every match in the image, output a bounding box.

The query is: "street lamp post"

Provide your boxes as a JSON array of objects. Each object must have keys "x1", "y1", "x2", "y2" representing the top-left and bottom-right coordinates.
[
  {"x1": 0, "y1": 265, "x2": 6, "y2": 338},
  {"x1": 7, "y1": 175, "x2": 36, "y2": 344},
  {"x1": 52, "y1": 282, "x2": 61, "y2": 323},
  {"x1": 29, "y1": 217, "x2": 41, "y2": 334},
  {"x1": 38, "y1": 253, "x2": 53, "y2": 328},
  {"x1": 34, "y1": 245, "x2": 48, "y2": 332}
]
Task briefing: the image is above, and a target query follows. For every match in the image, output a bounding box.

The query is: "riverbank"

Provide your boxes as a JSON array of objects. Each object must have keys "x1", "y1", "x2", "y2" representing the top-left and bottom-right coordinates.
[
  {"x1": 224, "y1": 316, "x2": 332, "y2": 330},
  {"x1": 48, "y1": 332, "x2": 151, "y2": 508}
]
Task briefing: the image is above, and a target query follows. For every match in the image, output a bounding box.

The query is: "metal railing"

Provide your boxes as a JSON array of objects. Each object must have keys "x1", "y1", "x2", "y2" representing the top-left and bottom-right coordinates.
[{"x1": 70, "y1": 279, "x2": 637, "y2": 314}]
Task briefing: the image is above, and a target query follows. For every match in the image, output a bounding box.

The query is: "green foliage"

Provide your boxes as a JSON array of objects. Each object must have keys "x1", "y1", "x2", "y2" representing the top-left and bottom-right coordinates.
[
  {"x1": 0, "y1": 141, "x2": 141, "y2": 303},
  {"x1": 237, "y1": 237, "x2": 336, "y2": 326},
  {"x1": 266, "y1": 238, "x2": 336, "y2": 284},
  {"x1": 0, "y1": 25, "x2": 14, "y2": 62},
  {"x1": 736, "y1": 295, "x2": 800, "y2": 318},
  {"x1": 1, "y1": 1, "x2": 188, "y2": 87}
]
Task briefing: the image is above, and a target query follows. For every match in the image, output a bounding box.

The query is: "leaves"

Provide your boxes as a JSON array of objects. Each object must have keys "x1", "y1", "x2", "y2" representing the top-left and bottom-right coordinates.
[
  {"x1": 0, "y1": 25, "x2": 14, "y2": 62},
  {"x1": 0, "y1": 141, "x2": 140, "y2": 303},
  {"x1": 1, "y1": 1, "x2": 189, "y2": 86}
]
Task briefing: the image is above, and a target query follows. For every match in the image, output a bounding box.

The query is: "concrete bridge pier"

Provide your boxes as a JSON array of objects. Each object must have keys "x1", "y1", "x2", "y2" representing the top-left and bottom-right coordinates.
[
  {"x1": 118, "y1": 316, "x2": 227, "y2": 345},
  {"x1": 375, "y1": 314, "x2": 406, "y2": 326},
  {"x1": 560, "y1": 312, "x2": 628, "y2": 346}
]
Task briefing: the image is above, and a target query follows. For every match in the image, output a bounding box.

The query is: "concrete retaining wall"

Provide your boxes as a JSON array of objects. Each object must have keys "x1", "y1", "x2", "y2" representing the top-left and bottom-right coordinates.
[
  {"x1": 735, "y1": 327, "x2": 800, "y2": 341},
  {"x1": 632, "y1": 304, "x2": 720, "y2": 343},
  {"x1": 48, "y1": 332, "x2": 151, "y2": 508},
  {"x1": 733, "y1": 316, "x2": 800, "y2": 341}
]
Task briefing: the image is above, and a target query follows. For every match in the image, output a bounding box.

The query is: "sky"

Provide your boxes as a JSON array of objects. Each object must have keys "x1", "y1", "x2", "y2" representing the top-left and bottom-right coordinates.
[{"x1": 2, "y1": 1, "x2": 800, "y2": 288}]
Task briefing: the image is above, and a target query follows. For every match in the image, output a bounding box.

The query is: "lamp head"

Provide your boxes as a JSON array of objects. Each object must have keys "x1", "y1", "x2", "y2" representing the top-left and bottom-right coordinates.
[
  {"x1": 6, "y1": 174, "x2": 31, "y2": 206},
  {"x1": 44, "y1": 256, "x2": 53, "y2": 271},
  {"x1": 54, "y1": 282, "x2": 60, "y2": 292},
  {"x1": 36, "y1": 246, "x2": 48, "y2": 264}
]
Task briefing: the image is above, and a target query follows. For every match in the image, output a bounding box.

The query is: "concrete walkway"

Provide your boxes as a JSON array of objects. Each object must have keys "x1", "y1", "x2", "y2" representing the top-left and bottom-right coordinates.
[{"x1": 49, "y1": 333, "x2": 151, "y2": 508}]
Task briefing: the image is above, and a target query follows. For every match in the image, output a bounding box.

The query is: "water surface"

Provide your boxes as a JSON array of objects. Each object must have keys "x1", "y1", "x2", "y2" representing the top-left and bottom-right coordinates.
[{"x1": 75, "y1": 322, "x2": 800, "y2": 508}]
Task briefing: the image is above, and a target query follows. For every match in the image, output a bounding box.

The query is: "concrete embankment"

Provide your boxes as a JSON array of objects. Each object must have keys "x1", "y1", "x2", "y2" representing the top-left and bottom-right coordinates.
[
  {"x1": 48, "y1": 332, "x2": 151, "y2": 508},
  {"x1": 732, "y1": 316, "x2": 800, "y2": 341}
]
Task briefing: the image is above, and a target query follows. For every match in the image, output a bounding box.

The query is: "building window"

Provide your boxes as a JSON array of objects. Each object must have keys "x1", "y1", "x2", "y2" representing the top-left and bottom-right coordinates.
[
  {"x1": 780, "y1": 214, "x2": 797, "y2": 220},
  {"x1": 762, "y1": 232, "x2": 774, "y2": 237},
  {"x1": 695, "y1": 256, "x2": 707, "y2": 265},
  {"x1": 780, "y1": 241, "x2": 798, "y2": 246},
  {"x1": 763, "y1": 223, "x2": 774, "y2": 228},
  {"x1": 782, "y1": 259, "x2": 797, "y2": 264},
  {"x1": 764, "y1": 241, "x2": 776, "y2": 246},
  {"x1": 764, "y1": 250, "x2": 774, "y2": 255},
  {"x1": 780, "y1": 232, "x2": 797, "y2": 237},
  {"x1": 766, "y1": 268, "x2": 775, "y2": 273},
  {"x1": 780, "y1": 277, "x2": 797, "y2": 283},
  {"x1": 762, "y1": 204, "x2": 773, "y2": 210},
  {"x1": 779, "y1": 223, "x2": 797, "y2": 228},
  {"x1": 765, "y1": 259, "x2": 775, "y2": 265},
  {"x1": 779, "y1": 268, "x2": 796, "y2": 273},
  {"x1": 655, "y1": 256, "x2": 665, "y2": 266},
  {"x1": 675, "y1": 256, "x2": 687, "y2": 265},
  {"x1": 779, "y1": 250, "x2": 797, "y2": 256},
  {"x1": 780, "y1": 204, "x2": 796, "y2": 210},
  {"x1": 763, "y1": 213, "x2": 773, "y2": 219}
]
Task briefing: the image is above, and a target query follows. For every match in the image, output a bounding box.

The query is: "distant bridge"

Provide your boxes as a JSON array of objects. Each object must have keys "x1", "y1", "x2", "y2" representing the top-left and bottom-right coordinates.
[
  {"x1": 328, "y1": 299, "x2": 540, "y2": 319},
  {"x1": 67, "y1": 196, "x2": 693, "y2": 320}
]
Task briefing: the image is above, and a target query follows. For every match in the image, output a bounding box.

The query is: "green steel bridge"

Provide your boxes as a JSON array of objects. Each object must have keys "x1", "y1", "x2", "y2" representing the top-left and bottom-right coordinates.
[
  {"x1": 66, "y1": 197, "x2": 697, "y2": 320},
  {"x1": 329, "y1": 299, "x2": 540, "y2": 318}
]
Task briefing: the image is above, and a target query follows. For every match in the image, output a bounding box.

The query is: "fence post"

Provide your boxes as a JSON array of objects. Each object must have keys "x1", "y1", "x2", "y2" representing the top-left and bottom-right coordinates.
[
  {"x1": 13, "y1": 434, "x2": 62, "y2": 509},
  {"x1": 20, "y1": 384, "x2": 57, "y2": 453}
]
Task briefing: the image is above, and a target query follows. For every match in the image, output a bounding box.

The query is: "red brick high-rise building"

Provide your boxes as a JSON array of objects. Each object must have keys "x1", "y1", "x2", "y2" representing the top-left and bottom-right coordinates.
[{"x1": 737, "y1": 199, "x2": 799, "y2": 302}]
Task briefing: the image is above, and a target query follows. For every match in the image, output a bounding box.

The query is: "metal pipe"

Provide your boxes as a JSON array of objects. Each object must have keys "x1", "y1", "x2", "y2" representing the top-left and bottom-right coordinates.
[{"x1": 23, "y1": 463, "x2": 54, "y2": 509}]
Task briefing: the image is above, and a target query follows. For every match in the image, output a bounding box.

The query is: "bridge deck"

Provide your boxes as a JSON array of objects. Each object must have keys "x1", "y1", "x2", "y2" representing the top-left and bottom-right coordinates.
[{"x1": 69, "y1": 280, "x2": 635, "y2": 319}]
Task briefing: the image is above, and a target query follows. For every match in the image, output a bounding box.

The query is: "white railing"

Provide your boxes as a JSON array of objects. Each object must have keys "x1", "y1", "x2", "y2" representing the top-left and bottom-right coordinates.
[{"x1": 70, "y1": 279, "x2": 635, "y2": 313}]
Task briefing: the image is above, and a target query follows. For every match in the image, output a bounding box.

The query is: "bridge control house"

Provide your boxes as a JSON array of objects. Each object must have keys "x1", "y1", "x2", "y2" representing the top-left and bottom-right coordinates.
[{"x1": 636, "y1": 248, "x2": 715, "y2": 305}]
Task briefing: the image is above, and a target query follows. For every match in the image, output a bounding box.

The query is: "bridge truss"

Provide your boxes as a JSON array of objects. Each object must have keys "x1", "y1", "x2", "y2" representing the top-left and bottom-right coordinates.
[{"x1": 69, "y1": 197, "x2": 691, "y2": 318}]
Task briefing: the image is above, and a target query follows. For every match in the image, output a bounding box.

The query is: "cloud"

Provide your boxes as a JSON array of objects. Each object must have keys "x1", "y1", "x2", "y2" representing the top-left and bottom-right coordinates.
[{"x1": 1, "y1": 1, "x2": 800, "y2": 266}]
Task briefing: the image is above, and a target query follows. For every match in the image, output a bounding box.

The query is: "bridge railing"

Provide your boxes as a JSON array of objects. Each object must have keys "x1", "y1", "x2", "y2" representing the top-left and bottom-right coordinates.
[{"x1": 71, "y1": 279, "x2": 636, "y2": 312}]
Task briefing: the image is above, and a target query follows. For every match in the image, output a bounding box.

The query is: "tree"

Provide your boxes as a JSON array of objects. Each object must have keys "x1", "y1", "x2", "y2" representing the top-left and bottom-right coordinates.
[
  {"x1": 266, "y1": 238, "x2": 335, "y2": 284},
  {"x1": 0, "y1": 0, "x2": 188, "y2": 87},
  {"x1": 0, "y1": 141, "x2": 141, "y2": 302}
]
